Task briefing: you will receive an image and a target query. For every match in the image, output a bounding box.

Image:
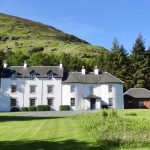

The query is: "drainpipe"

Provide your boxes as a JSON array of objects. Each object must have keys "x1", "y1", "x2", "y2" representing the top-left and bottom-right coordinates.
[{"x1": 41, "y1": 78, "x2": 43, "y2": 105}]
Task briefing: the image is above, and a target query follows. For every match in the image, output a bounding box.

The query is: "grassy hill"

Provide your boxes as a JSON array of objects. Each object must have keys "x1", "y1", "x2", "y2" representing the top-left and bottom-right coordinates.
[{"x1": 0, "y1": 13, "x2": 108, "y2": 58}]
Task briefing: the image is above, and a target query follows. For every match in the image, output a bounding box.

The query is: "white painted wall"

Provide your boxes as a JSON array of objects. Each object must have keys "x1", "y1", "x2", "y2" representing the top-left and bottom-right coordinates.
[
  {"x1": 0, "y1": 77, "x2": 62, "y2": 111},
  {"x1": 62, "y1": 83, "x2": 124, "y2": 110}
]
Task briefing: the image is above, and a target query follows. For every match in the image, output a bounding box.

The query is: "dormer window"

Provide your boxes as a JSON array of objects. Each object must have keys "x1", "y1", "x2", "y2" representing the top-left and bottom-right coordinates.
[
  {"x1": 30, "y1": 70, "x2": 36, "y2": 80},
  {"x1": 48, "y1": 73, "x2": 53, "y2": 80},
  {"x1": 11, "y1": 72, "x2": 17, "y2": 80}
]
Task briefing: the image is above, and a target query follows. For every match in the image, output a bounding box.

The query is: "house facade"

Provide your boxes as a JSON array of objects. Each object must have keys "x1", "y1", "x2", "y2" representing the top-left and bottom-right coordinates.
[{"x1": 0, "y1": 61, "x2": 124, "y2": 111}]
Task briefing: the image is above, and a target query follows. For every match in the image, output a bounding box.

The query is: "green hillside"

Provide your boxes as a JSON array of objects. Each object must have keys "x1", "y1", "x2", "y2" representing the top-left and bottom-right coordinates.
[{"x1": 0, "y1": 13, "x2": 108, "y2": 57}]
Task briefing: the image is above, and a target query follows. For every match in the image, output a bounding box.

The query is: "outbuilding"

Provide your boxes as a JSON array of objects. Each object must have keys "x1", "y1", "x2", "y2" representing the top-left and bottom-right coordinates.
[{"x1": 124, "y1": 88, "x2": 150, "y2": 109}]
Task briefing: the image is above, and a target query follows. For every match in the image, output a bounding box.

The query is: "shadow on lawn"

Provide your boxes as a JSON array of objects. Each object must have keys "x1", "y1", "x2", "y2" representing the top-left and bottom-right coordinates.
[
  {"x1": 0, "y1": 116, "x2": 65, "y2": 122},
  {"x1": 0, "y1": 139, "x2": 100, "y2": 150}
]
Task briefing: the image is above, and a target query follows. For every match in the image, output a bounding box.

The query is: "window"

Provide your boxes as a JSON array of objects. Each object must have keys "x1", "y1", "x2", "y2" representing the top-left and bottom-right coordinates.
[
  {"x1": 71, "y1": 85, "x2": 75, "y2": 92},
  {"x1": 47, "y1": 85, "x2": 54, "y2": 93},
  {"x1": 11, "y1": 73, "x2": 17, "y2": 80},
  {"x1": 47, "y1": 98, "x2": 54, "y2": 106},
  {"x1": 30, "y1": 98, "x2": 36, "y2": 106},
  {"x1": 71, "y1": 98, "x2": 75, "y2": 106},
  {"x1": 89, "y1": 85, "x2": 93, "y2": 94},
  {"x1": 30, "y1": 73, "x2": 36, "y2": 80},
  {"x1": 11, "y1": 85, "x2": 17, "y2": 93},
  {"x1": 109, "y1": 98, "x2": 113, "y2": 107},
  {"x1": 30, "y1": 85, "x2": 36, "y2": 93},
  {"x1": 47, "y1": 73, "x2": 53, "y2": 80},
  {"x1": 108, "y1": 85, "x2": 112, "y2": 92},
  {"x1": 10, "y1": 98, "x2": 17, "y2": 107}
]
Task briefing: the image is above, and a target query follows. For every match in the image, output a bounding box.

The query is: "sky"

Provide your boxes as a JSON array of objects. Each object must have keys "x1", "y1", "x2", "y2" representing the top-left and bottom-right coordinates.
[{"x1": 0, "y1": 0, "x2": 150, "y2": 51}]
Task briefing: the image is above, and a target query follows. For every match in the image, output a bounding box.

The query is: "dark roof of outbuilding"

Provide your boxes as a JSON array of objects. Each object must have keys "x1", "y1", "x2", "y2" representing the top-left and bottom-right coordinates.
[
  {"x1": 63, "y1": 72, "x2": 124, "y2": 84},
  {"x1": 124, "y1": 88, "x2": 150, "y2": 99},
  {"x1": 1, "y1": 66, "x2": 63, "y2": 78}
]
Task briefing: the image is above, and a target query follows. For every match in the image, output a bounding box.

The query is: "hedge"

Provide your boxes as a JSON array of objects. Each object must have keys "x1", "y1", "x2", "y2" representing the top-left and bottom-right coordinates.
[
  {"x1": 36, "y1": 105, "x2": 50, "y2": 111},
  {"x1": 10, "y1": 107, "x2": 20, "y2": 112},
  {"x1": 29, "y1": 106, "x2": 36, "y2": 111},
  {"x1": 21, "y1": 107, "x2": 29, "y2": 111},
  {"x1": 59, "y1": 105, "x2": 70, "y2": 111}
]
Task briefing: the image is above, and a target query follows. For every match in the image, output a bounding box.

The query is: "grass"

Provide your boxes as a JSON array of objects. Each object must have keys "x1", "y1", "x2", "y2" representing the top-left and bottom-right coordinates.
[
  {"x1": 1, "y1": 110, "x2": 150, "y2": 150},
  {"x1": 0, "y1": 114, "x2": 98, "y2": 150}
]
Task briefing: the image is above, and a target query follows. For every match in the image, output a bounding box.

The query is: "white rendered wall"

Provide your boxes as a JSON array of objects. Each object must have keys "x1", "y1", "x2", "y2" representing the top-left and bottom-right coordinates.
[
  {"x1": 62, "y1": 83, "x2": 124, "y2": 110},
  {"x1": 0, "y1": 77, "x2": 62, "y2": 111}
]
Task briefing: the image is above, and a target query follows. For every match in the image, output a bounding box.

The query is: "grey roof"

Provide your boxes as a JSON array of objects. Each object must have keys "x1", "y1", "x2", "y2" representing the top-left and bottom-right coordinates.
[
  {"x1": 1, "y1": 66, "x2": 63, "y2": 78},
  {"x1": 124, "y1": 88, "x2": 150, "y2": 99},
  {"x1": 63, "y1": 72, "x2": 124, "y2": 84},
  {"x1": 84, "y1": 94, "x2": 101, "y2": 99}
]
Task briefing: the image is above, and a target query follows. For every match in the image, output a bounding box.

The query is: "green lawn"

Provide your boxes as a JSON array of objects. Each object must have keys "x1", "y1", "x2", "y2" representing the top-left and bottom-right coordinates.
[
  {"x1": 0, "y1": 114, "x2": 98, "y2": 150},
  {"x1": 0, "y1": 110, "x2": 150, "y2": 150}
]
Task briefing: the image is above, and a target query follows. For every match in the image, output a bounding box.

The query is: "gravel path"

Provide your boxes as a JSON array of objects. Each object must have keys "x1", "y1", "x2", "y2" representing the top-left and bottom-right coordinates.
[{"x1": 17, "y1": 110, "x2": 99, "y2": 117}]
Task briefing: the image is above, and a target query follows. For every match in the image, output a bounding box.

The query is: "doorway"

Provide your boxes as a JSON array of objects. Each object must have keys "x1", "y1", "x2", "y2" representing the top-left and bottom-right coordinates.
[{"x1": 90, "y1": 98, "x2": 96, "y2": 110}]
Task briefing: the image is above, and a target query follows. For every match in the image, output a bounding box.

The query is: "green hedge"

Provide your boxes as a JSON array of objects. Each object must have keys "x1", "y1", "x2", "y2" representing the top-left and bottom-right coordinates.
[
  {"x1": 36, "y1": 105, "x2": 50, "y2": 111},
  {"x1": 10, "y1": 107, "x2": 20, "y2": 112},
  {"x1": 21, "y1": 107, "x2": 29, "y2": 111},
  {"x1": 29, "y1": 106, "x2": 36, "y2": 111},
  {"x1": 59, "y1": 105, "x2": 70, "y2": 111}
]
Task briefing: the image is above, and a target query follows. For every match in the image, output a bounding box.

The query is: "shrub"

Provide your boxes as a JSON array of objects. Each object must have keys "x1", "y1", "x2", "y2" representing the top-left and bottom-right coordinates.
[
  {"x1": 59, "y1": 105, "x2": 70, "y2": 111},
  {"x1": 29, "y1": 106, "x2": 36, "y2": 111},
  {"x1": 37, "y1": 105, "x2": 50, "y2": 111},
  {"x1": 21, "y1": 107, "x2": 29, "y2": 112},
  {"x1": 101, "y1": 109, "x2": 108, "y2": 118},
  {"x1": 125, "y1": 112, "x2": 138, "y2": 116},
  {"x1": 101, "y1": 105, "x2": 108, "y2": 109},
  {"x1": 10, "y1": 107, "x2": 20, "y2": 112},
  {"x1": 109, "y1": 109, "x2": 118, "y2": 118}
]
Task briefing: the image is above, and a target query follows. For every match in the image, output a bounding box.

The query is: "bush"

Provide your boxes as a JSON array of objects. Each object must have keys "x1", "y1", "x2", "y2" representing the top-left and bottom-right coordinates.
[
  {"x1": 109, "y1": 109, "x2": 118, "y2": 118},
  {"x1": 125, "y1": 112, "x2": 138, "y2": 116},
  {"x1": 101, "y1": 105, "x2": 108, "y2": 109},
  {"x1": 10, "y1": 107, "x2": 20, "y2": 112},
  {"x1": 101, "y1": 109, "x2": 108, "y2": 118},
  {"x1": 59, "y1": 105, "x2": 70, "y2": 111},
  {"x1": 21, "y1": 107, "x2": 29, "y2": 112},
  {"x1": 29, "y1": 106, "x2": 36, "y2": 111},
  {"x1": 37, "y1": 105, "x2": 50, "y2": 111}
]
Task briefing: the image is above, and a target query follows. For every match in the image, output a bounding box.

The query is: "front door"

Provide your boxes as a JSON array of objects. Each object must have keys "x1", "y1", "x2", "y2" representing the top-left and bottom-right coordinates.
[{"x1": 90, "y1": 98, "x2": 96, "y2": 110}]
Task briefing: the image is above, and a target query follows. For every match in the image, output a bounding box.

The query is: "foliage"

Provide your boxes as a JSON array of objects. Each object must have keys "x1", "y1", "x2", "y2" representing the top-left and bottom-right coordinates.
[
  {"x1": 10, "y1": 107, "x2": 20, "y2": 112},
  {"x1": 59, "y1": 105, "x2": 70, "y2": 111},
  {"x1": 36, "y1": 105, "x2": 50, "y2": 111},
  {"x1": 28, "y1": 106, "x2": 36, "y2": 111},
  {"x1": 20, "y1": 107, "x2": 29, "y2": 111}
]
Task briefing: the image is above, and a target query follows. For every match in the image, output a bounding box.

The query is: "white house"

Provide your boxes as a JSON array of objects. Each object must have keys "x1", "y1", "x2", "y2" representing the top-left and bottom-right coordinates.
[
  {"x1": 62, "y1": 66, "x2": 124, "y2": 110},
  {"x1": 0, "y1": 61, "x2": 63, "y2": 111},
  {"x1": 0, "y1": 62, "x2": 124, "y2": 111}
]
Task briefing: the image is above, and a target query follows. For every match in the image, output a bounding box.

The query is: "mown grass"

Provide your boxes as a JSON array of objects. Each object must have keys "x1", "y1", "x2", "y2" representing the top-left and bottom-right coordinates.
[
  {"x1": 74, "y1": 109, "x2": 150, "y2": 150},
  {"x1": 0, "y1": 114, "x2": 99, "y2": 150}
]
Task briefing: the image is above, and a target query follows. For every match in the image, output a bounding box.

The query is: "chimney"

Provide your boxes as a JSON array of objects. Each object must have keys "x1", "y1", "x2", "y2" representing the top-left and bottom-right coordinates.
[
  {"x1": 81, "y1": 66, "x2": 85, "y2": 75},
  {"x1": 3, "y1": 60, "x2": 7, "y2": 68},
  {"x1": 94, "y1": 65, "x2": 99, "y2": 75},
  {"x1": 59, "y1": 60, "x2": 63, "y2": 68},
  {"x1": 24, "y1": 60, "x2": 27, "y2": 68}
]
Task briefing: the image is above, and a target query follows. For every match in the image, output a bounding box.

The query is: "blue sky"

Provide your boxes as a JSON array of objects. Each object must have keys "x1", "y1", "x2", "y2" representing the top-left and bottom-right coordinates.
[{"x1": 0, "y1": 0, "x2": 150, "y2": 51}]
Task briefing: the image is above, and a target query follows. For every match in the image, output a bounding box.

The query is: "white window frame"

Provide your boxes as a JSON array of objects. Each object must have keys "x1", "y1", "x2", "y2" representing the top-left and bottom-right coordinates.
[
  {"x1": 11, "y1": 85, "x2": 17, "y2": 93},
  {"x1": 30, "y1": 85, "x2": 36, "y2": 93},
  {"x1": 71, "y1": 85, "x2": 75, "y2": 93},
  {"x1": 29, "y1": 98, "x2": 36, "y2": 106},
  {"x1": 47, "y1": 85, "x2": 54, "y2": 94},
  {"x1": 108, "y1": 85, "x2": 113, "y2": 93},
  {"x1": 47, "y1": 97, "x2": 54, "y2": 106},
  {"x1": 10, "y1": 98, "x2": 17, "y2": 107},
  {"x1": 71, "y1": 98, "x2": 75, "y2": 106},
  {"x1": 108, "y1": 98, "x2": 113, "y2": 107}
]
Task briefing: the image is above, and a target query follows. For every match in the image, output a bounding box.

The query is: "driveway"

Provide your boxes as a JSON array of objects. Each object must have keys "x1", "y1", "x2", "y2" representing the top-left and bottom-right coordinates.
[{"x1": 17, "y1": 110, "x2": 99, "y2": 117}]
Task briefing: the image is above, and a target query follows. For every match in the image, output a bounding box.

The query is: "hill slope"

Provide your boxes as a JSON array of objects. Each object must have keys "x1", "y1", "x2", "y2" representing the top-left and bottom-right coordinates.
[{"x1": 0, "y1": 13, "x2": 108, "y2": 58}]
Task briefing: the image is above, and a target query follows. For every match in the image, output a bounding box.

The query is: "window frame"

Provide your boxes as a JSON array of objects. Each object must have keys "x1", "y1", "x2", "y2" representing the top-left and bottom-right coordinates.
[
  {"x1": 11, "y1": 72, "x2": 17, "y2": 80},
  {"x1": 47, "y1": 97, "x2": 54, "y2": 106},
  {"x1": 71, "y1": 98, "x2": 75, "y2": 106},
  {"x1": 89, "y1": 85, "x2": 94, "y2": 94},
  {"x1": 108, "y1": 98, "x2": 113, "y2": 107},
  {"x1": 47, "y1": 85, "x2": 54, "y2": 94},
  {"x1": 108, "y1": 85, "x2": 113, "y2": 93},
  {"x1": 11, "y1": 85, "x2": 17, "y2": 93},
  {"x1": 30, "y1": 85, "x2": 36, "y2": 94},
  {"x1": 29, "y1": 98, "x2": 36, "y2": 106},
  {"x1": 10, "y1": 98, "x2": 17, "y2": 107},
  {"x1": 71, "y1": 85, "x2": 75, "y2": 93}
]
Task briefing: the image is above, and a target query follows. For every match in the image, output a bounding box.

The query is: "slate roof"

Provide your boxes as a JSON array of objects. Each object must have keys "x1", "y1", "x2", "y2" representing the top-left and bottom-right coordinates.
[
  {"x1": 1, "y1": 66, "x2": 63, "y2": 78},
  {"x1": 84, "y1": 94, "x2": 101, "y2": 99},
  {"x1": 124, "y1": 88, "x2": 150, "y2": 99},
  {"x1": 63, "y1": 72, "x2": 124, "y2": 84}
]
